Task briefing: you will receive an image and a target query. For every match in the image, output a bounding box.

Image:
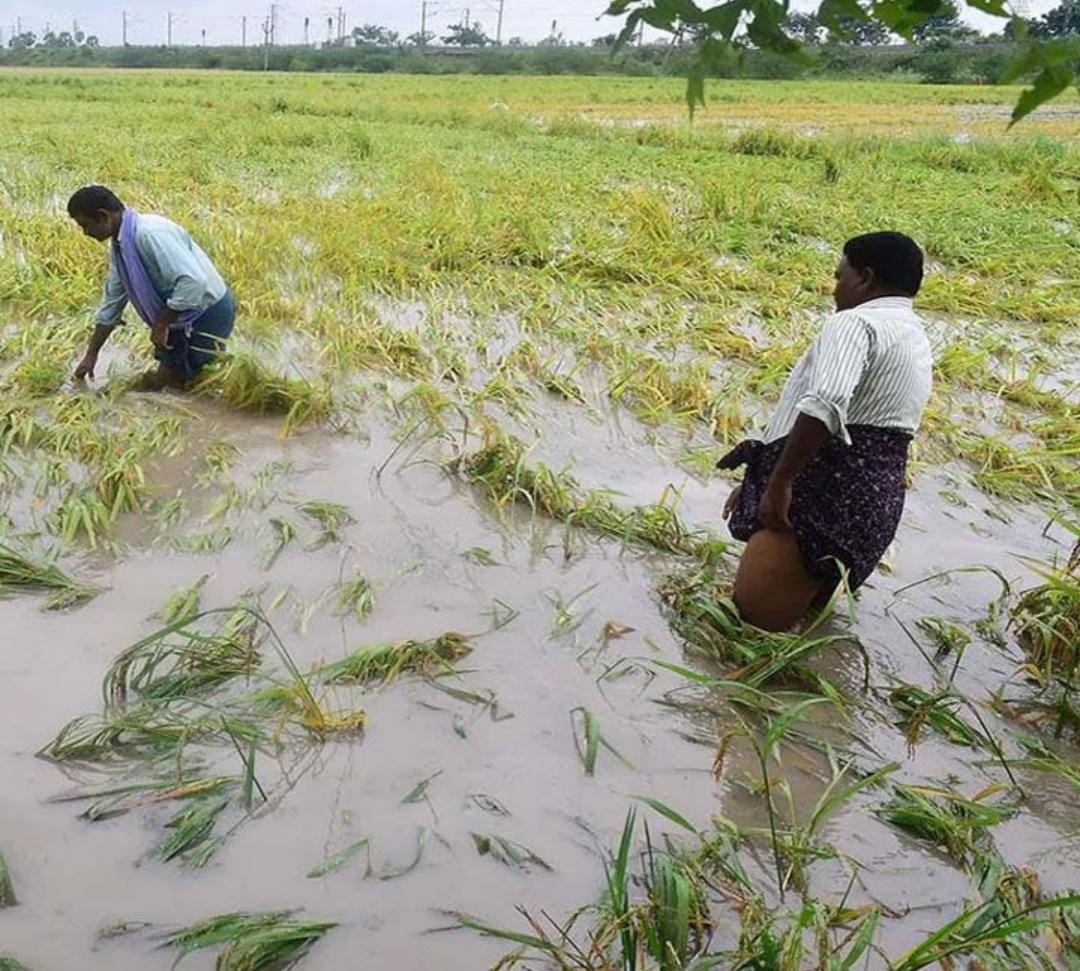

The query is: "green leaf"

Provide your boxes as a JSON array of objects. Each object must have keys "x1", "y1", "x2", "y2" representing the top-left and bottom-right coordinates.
[
  {"x1": 307, "y1": 839, "x2": 370, "y2": 879},
  {"x1": 1011, "y1": 62, "x2": 1077, "y2": 127},
  {"x1": 377, "y1": 827, "x2": 428, "y2": 881},
  {"x1": 964, "y1": 0, "x2": 1007, "y2": 16},
  {"x1": 400, "y1": 771, "x2": 442, "y2": 804},
  {"x1": 701, "y1": 1, "x2": 748, "y2": 38},
  {"x1": 632, "y1": 795, "x2": 697, "y2": 833},
  {"x1": 831, "y1": 908, "x2": 881, "y2": 970},
  {"x1": 450, "y1": 912, "x2": 560, "y2": 953}
]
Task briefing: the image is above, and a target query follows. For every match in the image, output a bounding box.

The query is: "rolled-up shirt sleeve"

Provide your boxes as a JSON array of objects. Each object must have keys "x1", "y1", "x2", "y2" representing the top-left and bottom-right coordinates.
[
  {"x1": 795, "y1": 313, "x2": 871, "y2": 445},
  {"x1": 137, "y1": 228, "x2": 211, "y2": 316},
  {"x1": 92, "y1": 251, "x2": 128, "y2": 328}
]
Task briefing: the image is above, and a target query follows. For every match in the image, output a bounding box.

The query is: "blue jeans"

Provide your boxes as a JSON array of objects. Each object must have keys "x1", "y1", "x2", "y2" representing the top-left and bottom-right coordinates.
[{"x1": 155, "y1": 288, "x2": 236, "y2": 379}]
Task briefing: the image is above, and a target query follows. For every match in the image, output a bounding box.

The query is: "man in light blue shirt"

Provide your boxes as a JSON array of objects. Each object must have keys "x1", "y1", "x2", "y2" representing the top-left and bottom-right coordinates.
[{"x1": 68, "y1": 185, "x2": 235, "y2": 390}]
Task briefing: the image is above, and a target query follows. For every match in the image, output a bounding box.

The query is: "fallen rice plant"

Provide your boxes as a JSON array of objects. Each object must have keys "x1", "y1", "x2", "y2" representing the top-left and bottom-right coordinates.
[
  {"x1": 0, "y1": 541, "x2": 99, "y2": 609},
  {"x1": 334, "y1": 570, "x2": 374, "y2": 621},
  {"x1": 194, "y1": 351, "x2": 334, "y2": 433},
  {"x1": 161, "y1": 911, "x2": 337, "y2": 970},
  {"x1": 42, "y1": 606, "x2": 363, "y2": 865},
  {"x1": 879, "y1": 784, "x2": 1015, "y2": 867},
  {"x1": 295, "y1": 500, "x2": 354, "y2": 547},
  {"x1": 158, "y1": 574, "x2": 211, "y2": 625},
  {"x1": 314, "y1": 632, "x2": 471, "y2": 687},
  {"x1": 104, "y1": 607, "x2": 262, "y2": 707},
  {"x1": 889, "y1": 684, "x2": 990, "y2": 749},
  {"x1": 457, "y1": 435, "x2": 725, "y2": 561}
]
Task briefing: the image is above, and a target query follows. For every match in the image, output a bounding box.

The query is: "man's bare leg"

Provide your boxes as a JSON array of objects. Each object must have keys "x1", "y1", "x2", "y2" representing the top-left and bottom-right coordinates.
[{"x1": 733, "y1": 529, "x2": 823, "y2": 632}]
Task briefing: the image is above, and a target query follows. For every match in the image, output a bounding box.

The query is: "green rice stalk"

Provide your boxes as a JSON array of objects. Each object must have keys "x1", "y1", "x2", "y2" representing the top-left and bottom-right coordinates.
[
  {"x1": 570, "y1": 706, "x2": 635, "y2": 776},
  {"x1": 1006, "y1": 736, "x2": 1080, "y2": 794},
  {"x1": 42, "y1": 703, "x2": 262, "y2": 762},
  {"x1": 643, "y1": 834, "x2": 709, "y2": 971},
  {"x1": 263, "y1": 517, "x2": 299, "y2": 570},
  {"x1": 892, "y1": 893, "x2": 1080, "y2": 971}
]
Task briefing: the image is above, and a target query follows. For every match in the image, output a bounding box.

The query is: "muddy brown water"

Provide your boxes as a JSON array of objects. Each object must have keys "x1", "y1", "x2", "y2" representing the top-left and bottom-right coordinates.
[{"x1": 1, "y1": 387, "x2": 1078, "y2": 969}]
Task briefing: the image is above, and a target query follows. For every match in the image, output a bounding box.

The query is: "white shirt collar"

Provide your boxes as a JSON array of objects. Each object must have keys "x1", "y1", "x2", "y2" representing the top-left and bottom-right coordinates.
[{"x1": 851, "y1": 296, "x2": 915, "y2": 312}]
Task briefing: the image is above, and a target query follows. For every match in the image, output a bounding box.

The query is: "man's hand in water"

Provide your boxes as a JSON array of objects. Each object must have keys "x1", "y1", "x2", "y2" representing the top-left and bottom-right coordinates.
[
  {"x1": 74, "y1": 352, "x2": 98, "y2": 382},
  {"x1": 151, "y1": 318, "x2": 172, "y2": 349},
  {"x1": 758, "y1": 476, "x2": 793, "y2": 532}
]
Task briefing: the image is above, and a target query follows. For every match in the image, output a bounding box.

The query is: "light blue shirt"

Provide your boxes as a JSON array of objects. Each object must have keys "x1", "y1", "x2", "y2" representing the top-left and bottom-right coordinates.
[{"x1": 94, "y1": 213, "x2": 227, "y2": 328}]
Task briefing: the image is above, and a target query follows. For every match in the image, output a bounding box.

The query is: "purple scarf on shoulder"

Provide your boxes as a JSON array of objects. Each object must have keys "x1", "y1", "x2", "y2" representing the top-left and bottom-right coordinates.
[{"x1": 113, "y1": 209, "x2": 200, "y2": 333}]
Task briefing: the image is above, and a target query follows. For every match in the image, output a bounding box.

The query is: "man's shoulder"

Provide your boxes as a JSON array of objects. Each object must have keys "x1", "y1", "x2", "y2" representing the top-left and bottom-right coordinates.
[
  {"x1": 835, "y1": 301, "x2": 922, "y2": 331},
  {"x1": 135, "y1": 213, "x2": 185, "y2": 239},
  {"x1": 819, "y1": 307, "x2": 874, "y2": 336}
]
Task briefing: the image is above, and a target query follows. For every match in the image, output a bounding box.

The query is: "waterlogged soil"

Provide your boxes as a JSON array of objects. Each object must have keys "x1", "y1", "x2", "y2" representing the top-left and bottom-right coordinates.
[{"x1": 1, "y1": 385, "x2": 1078, "y2": 970}]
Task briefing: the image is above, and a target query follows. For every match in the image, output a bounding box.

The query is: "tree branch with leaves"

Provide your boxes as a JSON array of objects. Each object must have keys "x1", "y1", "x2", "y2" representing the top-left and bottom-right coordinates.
[{"x1": 604, "y1": 0, "x2": 1080, "y2": 123}]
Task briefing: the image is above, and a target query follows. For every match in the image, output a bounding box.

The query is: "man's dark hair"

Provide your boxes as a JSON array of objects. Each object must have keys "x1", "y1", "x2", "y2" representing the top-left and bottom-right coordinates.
[
  {"x1": 843, "y1": 231, "x2": 924, "y2": 297},
  {"x1": 67, "y1": 185, "x2": 124, "y2": 219}
]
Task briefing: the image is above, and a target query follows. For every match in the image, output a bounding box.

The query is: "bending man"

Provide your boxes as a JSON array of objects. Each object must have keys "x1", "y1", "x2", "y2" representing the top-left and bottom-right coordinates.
[
  {"x1": 68, "y1": 185, "x2": 235, "y2": 389},
  {"x1": 721, "y1": 232, "x2": 933, "y2": 631}
]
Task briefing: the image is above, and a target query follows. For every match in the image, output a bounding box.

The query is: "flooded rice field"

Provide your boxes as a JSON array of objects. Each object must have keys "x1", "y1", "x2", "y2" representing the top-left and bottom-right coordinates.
[
  {"x1": 2, "y1": 389, "x2": 1076, "y2": 969},
  {"x1": 1, "y1": 71, "x2": 1078, "y2": 969}
]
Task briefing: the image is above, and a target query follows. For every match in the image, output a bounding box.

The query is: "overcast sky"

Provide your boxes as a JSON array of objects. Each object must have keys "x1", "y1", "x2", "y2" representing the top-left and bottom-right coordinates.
[{"x1": 0, "y1": 0, "x2": 1056, "y2": 48}]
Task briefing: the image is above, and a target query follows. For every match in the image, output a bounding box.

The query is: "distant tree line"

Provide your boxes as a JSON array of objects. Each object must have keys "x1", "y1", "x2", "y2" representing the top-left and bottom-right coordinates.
[
  {"x1": 3, "y1": 0, "x2": 1077, "y2": 85},
  {"x1": 7, "y1": 29, "x2": 99, "y2": 49}
]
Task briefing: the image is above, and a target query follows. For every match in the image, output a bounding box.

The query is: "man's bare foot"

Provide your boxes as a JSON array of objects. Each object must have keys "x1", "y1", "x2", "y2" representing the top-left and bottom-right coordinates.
[{"x1": 133, "y1": 366, "x2": 187, "y2": 392}]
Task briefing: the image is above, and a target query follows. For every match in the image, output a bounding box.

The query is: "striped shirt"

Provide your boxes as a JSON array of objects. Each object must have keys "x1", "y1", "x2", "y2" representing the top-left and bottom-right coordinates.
[{"x1": 765, "y1": 296, "x2": 933, "y2": 445}]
